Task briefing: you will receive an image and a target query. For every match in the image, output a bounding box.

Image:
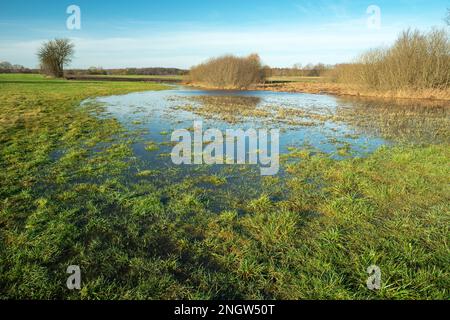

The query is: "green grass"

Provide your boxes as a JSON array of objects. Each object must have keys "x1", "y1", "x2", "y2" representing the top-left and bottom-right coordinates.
[
  {"x1": 0, "y1": 73, "x2": 65, "y2": 82},
  {"x1": 77, "y1": 74, "x2": 185, "y2": 80},
  {"x1": 0, "y1": 74, "x2": 448, "y2": 300},
  {"x1": 0, "y1": 73, "x2": 184, "y2": 82}
]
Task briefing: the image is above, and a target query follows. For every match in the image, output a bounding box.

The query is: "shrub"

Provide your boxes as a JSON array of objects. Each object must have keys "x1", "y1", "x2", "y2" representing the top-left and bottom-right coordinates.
[
  {"x1": 331, "y1": 29, "x2": 450, "y2": 90},
  {"x1": 190, "y1": 54, "x2": 266, "y2": 89}
]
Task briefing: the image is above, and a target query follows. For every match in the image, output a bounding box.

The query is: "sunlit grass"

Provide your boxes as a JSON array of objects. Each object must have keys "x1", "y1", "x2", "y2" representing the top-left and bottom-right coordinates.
[{"x1": 0, "y1": 74, "x2": 448, "y2": 300}]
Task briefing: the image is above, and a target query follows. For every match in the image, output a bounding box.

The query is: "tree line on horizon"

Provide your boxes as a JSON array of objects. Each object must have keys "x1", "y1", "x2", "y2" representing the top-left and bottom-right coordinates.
[
  {"x1": 0, "y1": 61, "x2": 33, "y2": 73},
  {"x1": 67, "y1": 66, "x2": 189, "y2": 76},
  {"x1": 2, "y1": 22, "x2": 447, "y2": 93}
]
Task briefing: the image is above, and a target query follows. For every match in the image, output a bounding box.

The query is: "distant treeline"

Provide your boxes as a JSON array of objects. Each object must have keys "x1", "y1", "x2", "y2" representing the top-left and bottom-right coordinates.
[
  {"x1": 0, "y1": 62, "x2": 35, "y2": 73},
  {"x1": 66, "y1": 67, "x2": 188, "y2": 76},
  {"x1": 268, "y1": 63, "x2": 331, "y2": 77},
  {"x1": 0, "y1": 63, "x2": 188, "y2": 76}
]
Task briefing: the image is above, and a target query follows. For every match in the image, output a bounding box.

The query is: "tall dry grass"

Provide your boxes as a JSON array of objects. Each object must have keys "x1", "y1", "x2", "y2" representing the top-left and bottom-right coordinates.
[
  {"x1": 190, "y1": 54, "x2": 266, "y2": 89},
  {"x1": 331, "y1": 29, "x2": 450, "y2": 92}
]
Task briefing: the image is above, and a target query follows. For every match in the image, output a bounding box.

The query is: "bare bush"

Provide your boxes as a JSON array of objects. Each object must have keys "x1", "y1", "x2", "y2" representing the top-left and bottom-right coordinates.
[
  {"x1": 37, "y1": 39, "x2": 75, "y2": 78},
  {"x1": 331, "y1": 29, "x2": 450, "y2": 91},
  {"x1": 190, "y1": 54, "x2": 266, "y2": 89}
]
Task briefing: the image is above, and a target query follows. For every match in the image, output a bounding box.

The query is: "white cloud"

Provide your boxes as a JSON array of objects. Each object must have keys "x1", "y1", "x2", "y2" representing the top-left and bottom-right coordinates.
[{"x1": 0, "y1": 22, "x2": 401, "y2": 69}]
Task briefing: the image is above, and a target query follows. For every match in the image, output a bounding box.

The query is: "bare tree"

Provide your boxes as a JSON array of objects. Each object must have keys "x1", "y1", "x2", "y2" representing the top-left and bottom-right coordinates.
[
  {"x1": 446, "y1": 8, "x2": 450, "y2": 26},
  {"x1": 37, "y1": 39, "x2": 74, "y2": 78}
]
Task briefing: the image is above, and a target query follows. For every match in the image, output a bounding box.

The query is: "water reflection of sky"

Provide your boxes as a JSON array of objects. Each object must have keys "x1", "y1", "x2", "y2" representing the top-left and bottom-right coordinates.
[
  {"x1": 92, "y1": 87, "x2": 391, "y2": 164},
  {"x1": 82, "y1": 87, "x2": 449, "y2": 210}
]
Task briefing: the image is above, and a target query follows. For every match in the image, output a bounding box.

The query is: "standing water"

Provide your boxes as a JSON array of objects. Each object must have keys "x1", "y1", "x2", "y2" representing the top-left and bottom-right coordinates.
[{"x1": 84, "y1": 86, "x2": 449, "y2": 210}]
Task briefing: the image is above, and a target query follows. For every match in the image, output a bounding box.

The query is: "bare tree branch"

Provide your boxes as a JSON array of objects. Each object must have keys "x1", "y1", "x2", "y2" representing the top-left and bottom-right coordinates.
[{"x1": 37, "y1": 39, "x2": 75, "y2": 78}]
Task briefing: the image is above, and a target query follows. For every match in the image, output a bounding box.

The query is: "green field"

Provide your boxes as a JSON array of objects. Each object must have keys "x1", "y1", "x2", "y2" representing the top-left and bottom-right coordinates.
[
  {"x1": 73, "y1": 75, "x2": 318, "y2": 83},
  {"x1": 0, "y1": 74, "x2": 448, "y2": 299},
  {"x1": 78, "y1": 74, "x2": 323, "y2": 84},
  {"x1": 77, "y1": 74, "x2": 186, "y2": 81},
  {"x1": 1, "y1": 73, "x2": 322, "y2": 84}
]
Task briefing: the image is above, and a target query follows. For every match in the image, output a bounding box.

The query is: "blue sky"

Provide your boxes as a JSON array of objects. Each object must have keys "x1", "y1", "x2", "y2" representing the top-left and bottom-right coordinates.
[{"x1": 0, "y1": 0, "x2": 448, "y2": 68}]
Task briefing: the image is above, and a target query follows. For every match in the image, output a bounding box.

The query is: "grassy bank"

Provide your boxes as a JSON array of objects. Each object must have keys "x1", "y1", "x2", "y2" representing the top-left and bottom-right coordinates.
[
  {"x1": 0, "y1": 74, "x2": 448, "y2": 299},
  {"x1": 66, "y1": 74, "x2": 185, "y2": 83}
]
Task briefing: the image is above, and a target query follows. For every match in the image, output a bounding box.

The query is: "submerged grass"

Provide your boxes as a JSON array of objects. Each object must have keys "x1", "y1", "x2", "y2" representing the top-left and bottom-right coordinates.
[
  {"x1": 174, "y1": 95, "x2": 271, "y2": 123},
  {"x1": 174, "y1": 94, "x2": 449, "y2": 144},
  {"x1": 0, "y1": 74, "x2": 449, "y2": 299}
]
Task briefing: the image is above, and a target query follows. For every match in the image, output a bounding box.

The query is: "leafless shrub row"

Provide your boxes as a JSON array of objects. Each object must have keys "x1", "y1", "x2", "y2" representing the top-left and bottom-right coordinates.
[{"x1": 331, "y1": 29, "x2": 450, "y2": 90}]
